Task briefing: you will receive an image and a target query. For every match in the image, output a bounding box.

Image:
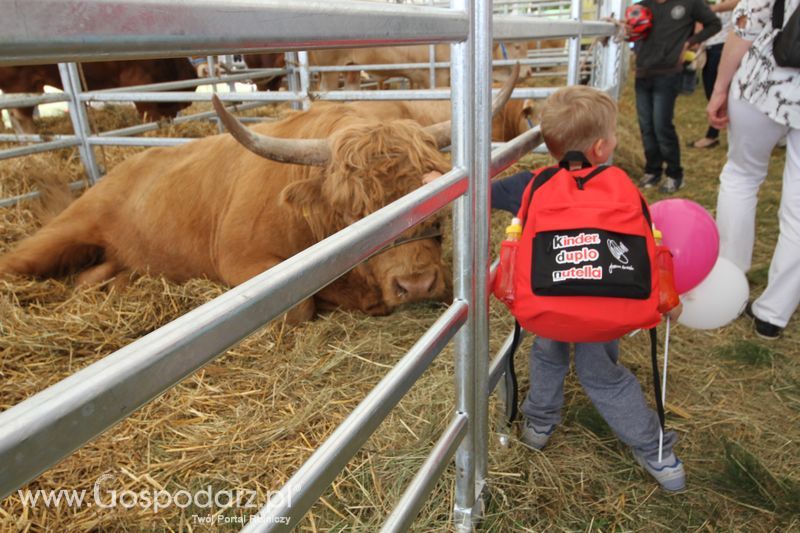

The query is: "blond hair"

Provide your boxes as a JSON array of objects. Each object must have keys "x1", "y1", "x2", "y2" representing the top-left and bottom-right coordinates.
[{"x1": 540, "y1": 86, "x2": 617, "y2": 160}]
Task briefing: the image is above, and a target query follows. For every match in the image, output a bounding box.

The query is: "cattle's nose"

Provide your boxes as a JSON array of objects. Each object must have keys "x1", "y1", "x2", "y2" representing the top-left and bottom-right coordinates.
[{"x1": 393, "y1": 270, "x2": 438, "y2": 299}]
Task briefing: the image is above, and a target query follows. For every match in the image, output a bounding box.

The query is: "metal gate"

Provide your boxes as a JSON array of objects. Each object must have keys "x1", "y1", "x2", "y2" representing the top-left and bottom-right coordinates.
[{"x1": 0, "y1": 1, "x2": 626, "y2": 530}]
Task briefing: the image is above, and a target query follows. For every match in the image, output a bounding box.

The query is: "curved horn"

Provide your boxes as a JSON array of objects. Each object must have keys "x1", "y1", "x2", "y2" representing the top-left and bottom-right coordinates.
[
  {"x1": 212, "y1": 95, "x2": 331, "y2": 166},
  {"x1": 423, "y1": 62, "x2": 521, "y2": 149}
]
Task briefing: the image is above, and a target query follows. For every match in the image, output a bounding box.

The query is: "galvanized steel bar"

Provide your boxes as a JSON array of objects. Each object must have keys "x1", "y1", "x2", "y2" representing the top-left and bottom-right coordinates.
[
  {"x1": 87, "y1": 136, "x2": 189, "y2": 147},
  {"x1": 471, "y1": 0, "x2": 493, "y2": 514},
  {"x1": 0, "y1": 102, "x2": 267, "y2": 156},
  {"x1": 603, "y1": 0, "x2": 627, "y2": 100},
  {"x1": 77, "y1": 90, "x2": 304, "y2": 103},
  {"x1": 297, "y1": 51, "x2": 311, "y2": 111},
  {"x1": 566, "y1": 0, "x2": 583, "y2": 85},
  {"x1": 0, "y1": 180, "x2": 86, "y2": 209},
  {"x1": 98, "y1": 69, "x2": 286, "y2": 93},
  {"x1": 489, "y1": 328, "x2": 517, "y2": 448},
  {"x1": 0, "y1": 138, "x2": 81, "y2": 161},
  {"x1": 284, "y1": 51, "x2": 303, "y2": 111},
  {"x1": 0, "y1": 166, "x2": 468, "y2": 500},
  {"x1": 310, "y1": 62, "x2": 451, "y2": 72},
  {"x1": 96, "y1": 101, "x2": 267, "y2": 139},
  {"x1": 380, "y1": 413, "x2": 469, "y2": 533},
  {"x1": 313, "y1": 87, "x2": 554, "y2": 101},
  {"x1": 0, "y1": 0, "x2": 468, "y2": 66},
  {"x1": 488, "y1": 331, "x2": 518, "y2": 394},
  {"x1": 489, "y1": 125, "x2": 544, "y2": 177},
  {"x1": 242, "y1": 301, "x2": 469, "y2": 532},
  {"x1": 493, "y1": 16, "x2": 616, "y2": 40},
  {"x1": 57, "y1": 63, "x2": 101, "y2": 183},
  {"x1": 429, "y1": 0, "x2": 438, "y2": 88},
  {"x1": 451, "y1": 0, "x2": 477, "y2": 528},
  {"x1": 0, "y1": 133, "x2": 74, "y2": 143},
  {"x1": 0, "y1": 93, "x2": 70, "y2": 109}
]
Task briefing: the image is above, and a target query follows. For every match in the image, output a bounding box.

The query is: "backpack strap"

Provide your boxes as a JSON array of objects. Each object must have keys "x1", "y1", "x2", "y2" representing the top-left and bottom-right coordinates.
[
  {"x1": 649, "y1": 327, "x2": 666, "y2": 430},
  {"x1": 504, "y1": 321, "x2": 522, "y2": 424},
  {"x1": 517, "y1": 166, "x2": 561, "y2": 223},
  {"x1": 574, "y1": 164, "x2": 609, "y2": 190},
  {"x1": 773, "y1": 0, "x2": 785, "y2": 29},
  {"x1": 639, "y1": 192, "x2": 654, "y2": 230}
]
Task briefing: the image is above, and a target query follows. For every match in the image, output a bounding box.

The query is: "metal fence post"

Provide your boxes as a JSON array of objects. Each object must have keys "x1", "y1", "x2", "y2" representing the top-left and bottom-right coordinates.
[
  {"x1": 57, "y1": 63, "x2": 101, "y2": 184},
  {"x1": 450, "y1": 0, "x2": 476, "y2": 528},
  {"x1": 297, "y1": 51, "x2": 311, "y2": 110},
  {"x1": 285, "y1": 51, "x2": 303, "y2": 111},
  {"x1": 566, "y1": 0, "x2": 583, "y2": 85},
  {"x1": 606, "y1": 0, "x2": 628, "y2": 100},
  {"x1": 429, "y1": 0, "x2": 437, "y2": 88},
  {"x1": 452, "y1": 0, "x2": 491, "y2": 527},
  {"x1": 472, "y1": 0, "x2": 493, "y2": 513}
]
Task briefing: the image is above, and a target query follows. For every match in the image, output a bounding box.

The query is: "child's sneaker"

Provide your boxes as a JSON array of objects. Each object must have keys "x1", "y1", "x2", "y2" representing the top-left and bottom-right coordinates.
[
  {"x1": 658, "y1": 177, "x2": 683, "y2": 194},
  {"x1": 638, "y1": 173, "x2": 661, "y2": 188},
  {"x1": 520, "y1": 420, "x2": 555, "y2": 450},
  {"x1": 634, "y1": 451, "x2": 686, "y2": 492}
]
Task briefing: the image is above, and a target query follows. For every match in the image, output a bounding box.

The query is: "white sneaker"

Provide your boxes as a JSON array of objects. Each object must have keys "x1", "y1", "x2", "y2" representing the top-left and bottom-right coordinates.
[
  {"x1": 634, "y1": 452, "x2": 686, "y2": 492},
  {"x1": 520, "y1": 419, "x2": 555, "y2": 450}
]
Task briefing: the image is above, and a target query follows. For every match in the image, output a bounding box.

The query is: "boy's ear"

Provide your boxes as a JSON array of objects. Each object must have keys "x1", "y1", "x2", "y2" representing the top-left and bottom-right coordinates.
[{"x1": 590, "y1": 138, "x2": 606, "y2": 159}]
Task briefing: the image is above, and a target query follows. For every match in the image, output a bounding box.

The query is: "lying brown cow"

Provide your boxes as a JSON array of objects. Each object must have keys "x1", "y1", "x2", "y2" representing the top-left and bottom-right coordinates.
[
  {"x1": 0, "y1": 68, "x2": 517, "y2": 323},
  {"x1": 0, "y1": 58, "x2": 198, "y2": 134},
  {"x1": 310, "y1": 42, "x2": 531, "y2": 90}
]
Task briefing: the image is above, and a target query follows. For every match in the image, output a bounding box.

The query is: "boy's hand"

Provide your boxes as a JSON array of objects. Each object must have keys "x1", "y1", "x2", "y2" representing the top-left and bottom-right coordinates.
[{"x1": 665, "y1": 302, "x2": 683, "y2": 322}]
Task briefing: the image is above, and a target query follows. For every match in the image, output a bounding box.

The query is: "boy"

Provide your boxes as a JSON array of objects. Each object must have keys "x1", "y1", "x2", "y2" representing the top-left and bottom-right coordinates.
[
  {"x1": 492, "y1": 86, "x2": 685, "y2": 492},
  {"x1": 632, "y1": 0, "x2": 720, "y2": 193}
]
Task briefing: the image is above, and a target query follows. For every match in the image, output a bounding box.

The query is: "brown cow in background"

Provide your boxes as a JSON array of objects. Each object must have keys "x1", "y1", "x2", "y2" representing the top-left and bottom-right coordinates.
[
  {"x1": 0, "y1": 63, "x2": 520, "y2": 324},
  {"x1": 341, "y1": 97, "x2": 537, "y2": 142},
  {"x1": 310, "y1": 42, "x2": 531, "y2": 90},
  {"x1": 0, "y1": 58, "x2": 198, "y2": 134},
  {"x1": 192, "y1": 53, "x2": 286, "y2": 92}
]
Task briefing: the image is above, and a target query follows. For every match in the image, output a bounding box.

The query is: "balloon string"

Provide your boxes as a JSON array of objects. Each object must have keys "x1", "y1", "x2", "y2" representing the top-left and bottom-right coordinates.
[{"x1": 659, "y1": 316, "x2": 671, "y2": 463}]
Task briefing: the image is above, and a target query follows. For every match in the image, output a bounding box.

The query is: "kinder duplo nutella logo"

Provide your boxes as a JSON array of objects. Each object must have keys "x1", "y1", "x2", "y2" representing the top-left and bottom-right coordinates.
[
  {"x1": 552, "y1": 265, "x2": 603, "y2": 282},
  {"x1": 551, "y1": 232, "x2": 603, "y2": 282},
  {"x1": 556, "y1": 247, "x2": 599, "y2": 265},
  {"x1": 552, "y1": 232, "x2": 601, "y2": 250}
]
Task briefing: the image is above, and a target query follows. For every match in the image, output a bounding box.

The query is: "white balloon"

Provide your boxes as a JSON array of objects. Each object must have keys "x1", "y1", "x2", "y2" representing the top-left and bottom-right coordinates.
[{"x1": 677, "y1": 257, "x2": 749, "y2": 330}]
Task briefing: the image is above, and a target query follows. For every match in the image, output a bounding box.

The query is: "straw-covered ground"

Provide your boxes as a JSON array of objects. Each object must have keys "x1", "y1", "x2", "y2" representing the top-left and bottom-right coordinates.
[{"x1": 0, "y1": 71, "x2": 798, "y2": 532}]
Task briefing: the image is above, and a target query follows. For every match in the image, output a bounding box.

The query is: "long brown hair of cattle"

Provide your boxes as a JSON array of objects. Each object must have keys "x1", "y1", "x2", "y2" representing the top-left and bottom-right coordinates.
[{"x1": 280, "y1": 117, "x2": 450, "y2": 242}]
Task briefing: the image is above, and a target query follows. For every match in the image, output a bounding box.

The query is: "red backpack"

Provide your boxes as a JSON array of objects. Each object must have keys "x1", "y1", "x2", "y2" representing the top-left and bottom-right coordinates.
[{"x1": 496, "y1": 153, "x2": 661, "y2": 342}]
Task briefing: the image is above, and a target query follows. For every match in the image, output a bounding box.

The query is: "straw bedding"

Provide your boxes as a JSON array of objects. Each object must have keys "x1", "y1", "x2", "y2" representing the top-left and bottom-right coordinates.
[{"x1": 0, "y1": 79, "x2": 798, "y2": 532}]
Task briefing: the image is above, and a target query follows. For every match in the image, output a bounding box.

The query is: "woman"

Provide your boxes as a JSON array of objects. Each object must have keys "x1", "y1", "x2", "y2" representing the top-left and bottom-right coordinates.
[{"x1": 707, "y1": 0, "x2": 799, "y2": 339}]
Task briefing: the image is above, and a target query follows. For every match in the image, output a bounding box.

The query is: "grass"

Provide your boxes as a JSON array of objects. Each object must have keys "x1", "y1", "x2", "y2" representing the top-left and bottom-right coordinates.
[
  {"x1": 714, "y1": 340, "x2": 775, "y2": 366},
  {"x1": 0, "y1": 68, "x2": 798, "y2": 532}
]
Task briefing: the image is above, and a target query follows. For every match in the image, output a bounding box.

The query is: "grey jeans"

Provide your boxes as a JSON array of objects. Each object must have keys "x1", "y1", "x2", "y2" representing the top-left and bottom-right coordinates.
[{"x1": 521, "y1": 336, "x2": 677, "y2": 463}]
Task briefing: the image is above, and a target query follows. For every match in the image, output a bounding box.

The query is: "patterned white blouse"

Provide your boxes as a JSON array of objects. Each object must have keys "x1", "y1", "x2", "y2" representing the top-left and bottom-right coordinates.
[{"x1": 731, "y1": 0, "x2": 799, "y2": 127}]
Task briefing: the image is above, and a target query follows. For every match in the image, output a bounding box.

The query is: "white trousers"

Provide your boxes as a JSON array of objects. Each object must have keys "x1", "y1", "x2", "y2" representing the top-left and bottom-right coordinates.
[{"x1": 716, "y1": 97, "x2": 800, "y2": 328}]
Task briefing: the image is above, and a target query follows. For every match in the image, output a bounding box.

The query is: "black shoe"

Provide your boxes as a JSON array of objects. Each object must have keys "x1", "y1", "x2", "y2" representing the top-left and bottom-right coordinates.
[
  {"x1": 639, "y1": 173, "x2": 661, "y2": 188},
  {"x1": 744, "y1": 302, "x2": 782, "y2": 340},
  {"x1": 687, "y1": 137, "x2": 720, "y2": 149}
]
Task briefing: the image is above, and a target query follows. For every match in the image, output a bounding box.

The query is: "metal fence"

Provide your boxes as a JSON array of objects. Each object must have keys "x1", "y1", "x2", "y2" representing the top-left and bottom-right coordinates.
[
  {"x1": 0, "y1": 0, "x2": 626, "y2": 530},
  {"x1": 0, "y1": 0, "x2": 609, "y2": 194}
]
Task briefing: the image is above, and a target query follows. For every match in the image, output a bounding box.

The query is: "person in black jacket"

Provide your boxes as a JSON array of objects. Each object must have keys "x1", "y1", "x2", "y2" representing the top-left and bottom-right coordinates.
[{"x1": 632, "y1": 0, "x2": 721, "y2": 193}]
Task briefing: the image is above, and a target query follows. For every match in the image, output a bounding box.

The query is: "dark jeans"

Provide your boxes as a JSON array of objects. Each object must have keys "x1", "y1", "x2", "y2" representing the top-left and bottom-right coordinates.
[
  {"x1": 681, "y1": 66, "x2": 698, "y2": 95},
  {"x1": 635, "y1": 73, "x2": 683, "y2": 181},
  {"x1": 702, "y1": 44, "x2": 724, "y2": 139}
]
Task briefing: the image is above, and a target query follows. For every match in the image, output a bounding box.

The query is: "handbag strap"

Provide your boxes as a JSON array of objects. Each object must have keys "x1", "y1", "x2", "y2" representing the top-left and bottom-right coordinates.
[{"x1": 773, "y1": 0, "x2": 785, "y2": 29}]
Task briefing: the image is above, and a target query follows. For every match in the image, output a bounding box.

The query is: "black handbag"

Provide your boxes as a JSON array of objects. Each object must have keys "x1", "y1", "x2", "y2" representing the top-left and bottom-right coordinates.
[{"x1": 772, "y1": 0, "x2": 800, "y2": 68}]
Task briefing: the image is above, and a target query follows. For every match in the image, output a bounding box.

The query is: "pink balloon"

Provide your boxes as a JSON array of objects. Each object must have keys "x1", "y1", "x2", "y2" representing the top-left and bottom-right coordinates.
[{"x1": 650, "y1": 199, "x2": 720, "y2": 294}]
